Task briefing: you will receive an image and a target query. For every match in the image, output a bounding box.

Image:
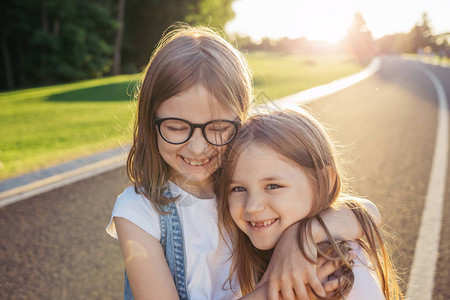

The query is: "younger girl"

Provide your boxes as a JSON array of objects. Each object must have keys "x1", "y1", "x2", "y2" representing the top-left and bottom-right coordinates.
[
  {"x1": 217, "y1": 109, "x2": 403, "y2": 299},
  {"x1": 106, "y1": 24, "x2": 382, "y2": 300}
]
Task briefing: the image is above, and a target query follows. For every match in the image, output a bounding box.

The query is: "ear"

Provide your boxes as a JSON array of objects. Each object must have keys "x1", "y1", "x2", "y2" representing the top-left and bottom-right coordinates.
[{"x1": 325, "y1": 166, "x2": 337, "y2": 197}]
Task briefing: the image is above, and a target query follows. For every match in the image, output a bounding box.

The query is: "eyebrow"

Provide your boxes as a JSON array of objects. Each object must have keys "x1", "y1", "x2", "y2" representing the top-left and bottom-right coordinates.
[
  {"x1": 230, "y1": 176, "x2": 287, "y2": 185},
  {"x1": 261, "y1": 176, "x2": 287, "y2": 182}
]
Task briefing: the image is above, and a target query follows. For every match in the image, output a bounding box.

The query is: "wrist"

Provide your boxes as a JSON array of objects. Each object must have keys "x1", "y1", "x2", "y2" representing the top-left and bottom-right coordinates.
[{"x1": 311, "y1": 217, "x2": 324, "y2": 243}]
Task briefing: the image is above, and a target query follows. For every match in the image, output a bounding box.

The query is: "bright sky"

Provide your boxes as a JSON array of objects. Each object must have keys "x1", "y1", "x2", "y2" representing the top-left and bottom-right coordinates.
[{"x1": 226, "y1": 0, "x2": 450, "y2": 43}]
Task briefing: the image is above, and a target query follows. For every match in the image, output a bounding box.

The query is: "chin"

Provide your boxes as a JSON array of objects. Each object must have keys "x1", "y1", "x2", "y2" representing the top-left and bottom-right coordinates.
[{"x1": 252, "y1": 240, "x2": 277, "y2": 251}]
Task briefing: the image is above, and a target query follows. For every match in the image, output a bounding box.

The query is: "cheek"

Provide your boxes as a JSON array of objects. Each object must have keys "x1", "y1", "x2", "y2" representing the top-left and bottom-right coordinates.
[
  {"x1": 215, "y1": 145, "x2": 227, "y2": 166},
  {"x1": 284, "y1": 199, "x2": 313, "y2": 223},
  {"x1": 228, "y1": 199, "x2": 243, "y2": 224},
  {"x1": 157, "y1": 136, "x2": 181, "y2": 162}
]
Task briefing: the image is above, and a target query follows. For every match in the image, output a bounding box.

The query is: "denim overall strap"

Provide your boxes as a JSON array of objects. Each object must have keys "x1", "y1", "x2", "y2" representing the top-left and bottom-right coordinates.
[
  {"x1": 160, "y1": 201, "x2": 190, "y2": 300},
  {"x1": 124, "y1": 270, "x2": 133, "y2": 300}
]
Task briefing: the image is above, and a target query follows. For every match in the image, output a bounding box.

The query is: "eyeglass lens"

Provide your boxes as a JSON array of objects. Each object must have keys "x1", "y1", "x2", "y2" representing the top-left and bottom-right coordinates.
[{"x1": 159, "y1": 119, "x2": 236, "y2": 145}]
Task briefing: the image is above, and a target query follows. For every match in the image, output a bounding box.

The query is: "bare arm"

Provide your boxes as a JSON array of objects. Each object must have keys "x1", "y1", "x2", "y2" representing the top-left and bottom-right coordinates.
[
  {"x1": 313, "y1": 198, "x2": 382, "y2": 243},
  {"x1": 260, "y1": 198, "x2": 381, "y2": 300},
  {"x1": 115, "y1": 217, "x2": 179, "y2": 300}
]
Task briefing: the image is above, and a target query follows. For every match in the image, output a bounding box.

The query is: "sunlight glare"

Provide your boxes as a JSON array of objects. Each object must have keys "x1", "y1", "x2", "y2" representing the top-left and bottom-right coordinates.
[
  {"x1": 226, "y1": 0, "x2": 450, "y2": 43},
  {"x1": 227, "y1": 0, "x2": 359, "y2": 43}
]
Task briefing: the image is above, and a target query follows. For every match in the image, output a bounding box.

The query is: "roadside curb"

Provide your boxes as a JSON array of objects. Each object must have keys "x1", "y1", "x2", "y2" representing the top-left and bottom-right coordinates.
[
  {"x1": 0, "y1": 57, "x2": 382, "y2": 208},
  {"x1": 275, "y1": 57, "x2": 381, "y2": 106},
  {"x1": 0, "y1": 147, "x2": 129, "y2": 208}
]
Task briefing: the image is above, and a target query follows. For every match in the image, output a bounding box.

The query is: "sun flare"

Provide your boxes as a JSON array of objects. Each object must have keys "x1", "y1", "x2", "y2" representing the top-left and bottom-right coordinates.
[{"x1": 226, "y1": 0, "x2": 450, "y2": 43}]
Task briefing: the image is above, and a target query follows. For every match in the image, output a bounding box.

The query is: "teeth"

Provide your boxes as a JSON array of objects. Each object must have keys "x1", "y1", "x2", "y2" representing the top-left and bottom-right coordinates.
[
  {"x1": 183, "y1": 157, "x2": 211, "y2": 166},
  {"x1": 249, "y1": 219, "x2": 276, "y2": 227}
]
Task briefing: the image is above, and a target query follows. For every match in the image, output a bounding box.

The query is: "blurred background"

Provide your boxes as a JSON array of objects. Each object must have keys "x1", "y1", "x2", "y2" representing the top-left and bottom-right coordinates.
[
  {"x1": 1, "y1": 0, "x2": 449, "y2": 91},
  {"x1": 0, "y1": 0, "x2": 449, "y2": 179}
]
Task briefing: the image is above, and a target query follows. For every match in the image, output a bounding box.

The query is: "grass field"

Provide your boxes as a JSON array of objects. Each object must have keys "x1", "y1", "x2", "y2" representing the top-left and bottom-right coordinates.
[
  {"x1": 0, "y1": 53, "x2": 364, "y2": 180},
  {"x1": 247, "y1": 52, "x2": 363, "y2": 102},
  {"x1": 401, "y1": 53, "x2": 449, "y2": 66}
]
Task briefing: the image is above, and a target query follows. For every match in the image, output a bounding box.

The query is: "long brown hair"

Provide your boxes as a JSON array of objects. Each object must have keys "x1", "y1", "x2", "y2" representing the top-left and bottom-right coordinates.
[
  {"x1": 127, "y1": 24, "x2": 253, "y2": 213},
  {"x1": 216, "y1": 108, "x2": 402, "y2": 299}
]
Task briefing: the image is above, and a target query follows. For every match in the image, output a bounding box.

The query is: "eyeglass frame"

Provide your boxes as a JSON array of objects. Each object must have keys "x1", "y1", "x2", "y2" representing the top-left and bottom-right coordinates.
[{"x1": 155, "y1": 117, "x2": 241, "y2": 146}]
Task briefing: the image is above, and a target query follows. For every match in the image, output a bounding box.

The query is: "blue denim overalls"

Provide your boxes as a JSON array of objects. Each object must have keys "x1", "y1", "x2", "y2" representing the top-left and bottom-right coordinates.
[{"x1": 124, "y1": 191, "x2": 190, "y2": 300}]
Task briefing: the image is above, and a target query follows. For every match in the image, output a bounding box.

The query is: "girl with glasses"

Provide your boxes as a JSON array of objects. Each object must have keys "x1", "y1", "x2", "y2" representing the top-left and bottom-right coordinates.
[
  {"x1": 106, "y1": 24, "x2": 382, "y2": 300},
  {"x1": 217, "y1": 108, "x2": 403, "y2": 299}
]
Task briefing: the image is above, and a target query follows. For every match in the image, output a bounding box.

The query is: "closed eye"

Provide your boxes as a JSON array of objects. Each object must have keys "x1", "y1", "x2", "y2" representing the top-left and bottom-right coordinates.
[
  {"x1": 230, "y1": 186, "x2": 246, "y2": 193},
  {"x1": 266, "y1": 184, "x2": 282, "y2": 190},
  {"x1": 166, "y1": 126, "x2": 189, "y2": 132}
]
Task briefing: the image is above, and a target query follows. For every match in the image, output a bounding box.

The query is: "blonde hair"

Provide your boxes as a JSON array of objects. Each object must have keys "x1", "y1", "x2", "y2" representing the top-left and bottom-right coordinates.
[
  {"x1": 127, "y1": 24, "x2": 253, "y2": 213},
  {"x1": 216, "y1": 108, "x2": 402, "y2": 299}
]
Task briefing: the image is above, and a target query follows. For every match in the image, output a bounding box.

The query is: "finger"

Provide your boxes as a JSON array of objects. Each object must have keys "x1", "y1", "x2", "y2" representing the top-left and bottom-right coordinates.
[
  {"x1": 316, "y1": 255, "x2": 327, "y2": 268},
  {"x1": 323, "y1": 279, "x2": 339, "y2": 293},
  {"x1": 292, "y1": 281, "x2": 309, "y2": 300},
  {"x1": 307, "y1": 274, "x2": 326, "y2": 298},
  {"x1": 293, "y1": 279, "x2": 313, "y2": 300},
  {"x1": 316, "y1": 260, "x2": 339, "y2": 282},
  {"x1": 305, "y1": 285, "x2": 318, "y2": 300},
  {"x1": 348, "y1": 250, "x2": 357, "y2": 262},
  {"x1": 267, "y1": 281, "x2": 280, "y2": 300},
  {"x1": 280, "y1": 282, "x2": 296, "y2": 300}
]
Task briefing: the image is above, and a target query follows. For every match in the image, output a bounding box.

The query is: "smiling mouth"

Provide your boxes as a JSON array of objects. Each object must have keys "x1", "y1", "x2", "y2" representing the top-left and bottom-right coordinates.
[
  {"x1": 181, "y1": 155, "x2": 214, "y2": 166},
  {"x1": 248, "y1": 218, "x2": 278, "y2": 227}
]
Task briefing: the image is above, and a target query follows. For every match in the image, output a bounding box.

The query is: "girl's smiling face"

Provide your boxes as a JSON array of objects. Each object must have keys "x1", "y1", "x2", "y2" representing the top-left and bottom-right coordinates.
[
  {"x1": 156, "y1": 84, "x2": 237, "y2": 195},
  {"x1": 228, "y1": 143, "x2": 314, "y2": 250}
]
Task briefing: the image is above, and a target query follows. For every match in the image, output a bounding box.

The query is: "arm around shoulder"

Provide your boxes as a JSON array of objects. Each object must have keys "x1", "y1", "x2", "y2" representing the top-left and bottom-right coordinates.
[
  {"x1": 313, "y1": 198, "x2": 381, "y2": 243},
  {"x1": 238, "y1": 283, "x2": 268, "y2": 300},
  {"x1": 115, "y1": 217, "x2": 179, "y2": 300}
]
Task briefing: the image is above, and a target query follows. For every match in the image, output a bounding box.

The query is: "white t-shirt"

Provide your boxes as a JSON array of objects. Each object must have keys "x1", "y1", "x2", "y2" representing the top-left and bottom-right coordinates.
[
  {"x1": 348, "y1": 242, "x2": 385, "y2": 300},
  {"x1": 106, "y1": 182, "x2": 240, "y2": 300}
]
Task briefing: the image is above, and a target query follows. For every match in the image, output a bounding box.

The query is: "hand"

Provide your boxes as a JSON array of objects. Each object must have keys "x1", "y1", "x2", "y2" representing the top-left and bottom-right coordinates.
[
  {"x1": 256, "y1": 223, "x2": 326, "y2": 300},
  {"x1": 314, "y1": 248, "x2": 357, "y2": 298}
]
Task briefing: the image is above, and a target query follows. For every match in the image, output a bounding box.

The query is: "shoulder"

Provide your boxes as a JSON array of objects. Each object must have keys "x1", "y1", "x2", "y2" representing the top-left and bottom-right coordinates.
[
  {"x1": 106, "y1": 186, "x2": 161, "y2": 240},
  {"x1": 347, "y1": 242, "x2": 385, "y2": 300}
]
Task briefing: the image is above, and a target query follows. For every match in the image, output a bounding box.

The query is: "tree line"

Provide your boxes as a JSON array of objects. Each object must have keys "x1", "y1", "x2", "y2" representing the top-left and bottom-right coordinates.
[
  {"x1": 0, "y1": 0, "x2": 234, "y2": 90},
  {"x1": 233, "y1": 12, "x2": 449, "y2": 64},
  {"x1": 1, "y1": 4, "x2": 448, "y2": 91}
]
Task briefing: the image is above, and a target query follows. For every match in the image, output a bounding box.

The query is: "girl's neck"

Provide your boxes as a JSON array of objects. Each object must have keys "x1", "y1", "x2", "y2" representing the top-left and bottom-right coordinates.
[{"x1": 170, "y1": 175, "x2": 215, "y2": 199}]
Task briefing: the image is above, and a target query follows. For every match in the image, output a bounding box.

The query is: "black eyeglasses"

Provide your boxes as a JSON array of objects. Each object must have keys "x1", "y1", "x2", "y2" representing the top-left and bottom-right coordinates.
[{"x1": 155, "y1": 118, "x2": 240, "y2": 146}]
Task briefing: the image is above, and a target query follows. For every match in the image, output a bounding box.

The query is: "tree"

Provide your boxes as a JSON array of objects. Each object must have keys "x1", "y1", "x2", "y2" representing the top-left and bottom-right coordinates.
[
  {"x1": 0, "y1": 0, "x2": 237, "y2": 89},
  {"x1": 406, "y1": 12, "x2": 433, "y2": 53},
  {"x1": 121, "y1": 0, "x2": 237, "y2": 73},
  {"x1": 343, "y1": 11, "x2": 374, "y2": 63},
  {"x1": 0, "y1": 0, "x2": 117, "y2": 90},
  {"x1": 0, "y1": 9, "x2": 14, "y2": 89},
  {"x1": 185, "y1": 0, "x2": 234, "y2": 29},
  {"x1": 376, "y1": 33, "x2": 409, "y2": 54},
  {"x1": 112, "y1": 0, "x2": 126, "y2": 75}
]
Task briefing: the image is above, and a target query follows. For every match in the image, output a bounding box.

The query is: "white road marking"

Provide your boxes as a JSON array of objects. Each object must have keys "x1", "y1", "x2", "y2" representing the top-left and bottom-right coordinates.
[
  {"x1": 276, "y1": 57, "x2": 381, "y2": 105},
  {"x1": 0, "y1": 154, "x2": 127, "y2": 208},
  {"x1": 406, "y1": 63, "x2": 449, "y2": 300}
]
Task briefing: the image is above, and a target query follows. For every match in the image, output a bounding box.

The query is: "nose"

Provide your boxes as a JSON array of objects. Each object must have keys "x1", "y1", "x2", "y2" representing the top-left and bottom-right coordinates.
[
  {"x1": 187, "y1": 128, "x2": 209, "y2": 154},
  {"x1": 244, "y1": 192, "x2": 265, "y2": 214}
]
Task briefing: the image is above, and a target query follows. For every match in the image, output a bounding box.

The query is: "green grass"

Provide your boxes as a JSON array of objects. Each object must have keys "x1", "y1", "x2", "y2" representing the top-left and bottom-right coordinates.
[
  {"x1": 246, "y1": 52, "x2": 363, "y2": 102},
  {"x1": 0, "y1": 75, "x2": 140, "y2": 180},
  {"x1": 0, "y1": 53, "x2": 363, "y2": 180},
  {"x1": 402, "y1": 53, "x2": 449, "y2": 66}
]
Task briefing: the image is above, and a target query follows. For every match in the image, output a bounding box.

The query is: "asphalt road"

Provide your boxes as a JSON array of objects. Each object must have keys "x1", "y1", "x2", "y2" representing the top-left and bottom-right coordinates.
[{"x1": 0, "y1": 56, "x2": 449, "y2": 299}]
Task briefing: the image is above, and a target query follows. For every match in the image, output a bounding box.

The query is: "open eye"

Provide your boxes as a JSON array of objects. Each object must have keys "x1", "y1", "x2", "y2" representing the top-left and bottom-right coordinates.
[
  {"x1": 266, "y1": 184, "x2": 281, "y2": 190},
  {"x1": 230, "y1": 186, "x2": 246, "y2": 193}
]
